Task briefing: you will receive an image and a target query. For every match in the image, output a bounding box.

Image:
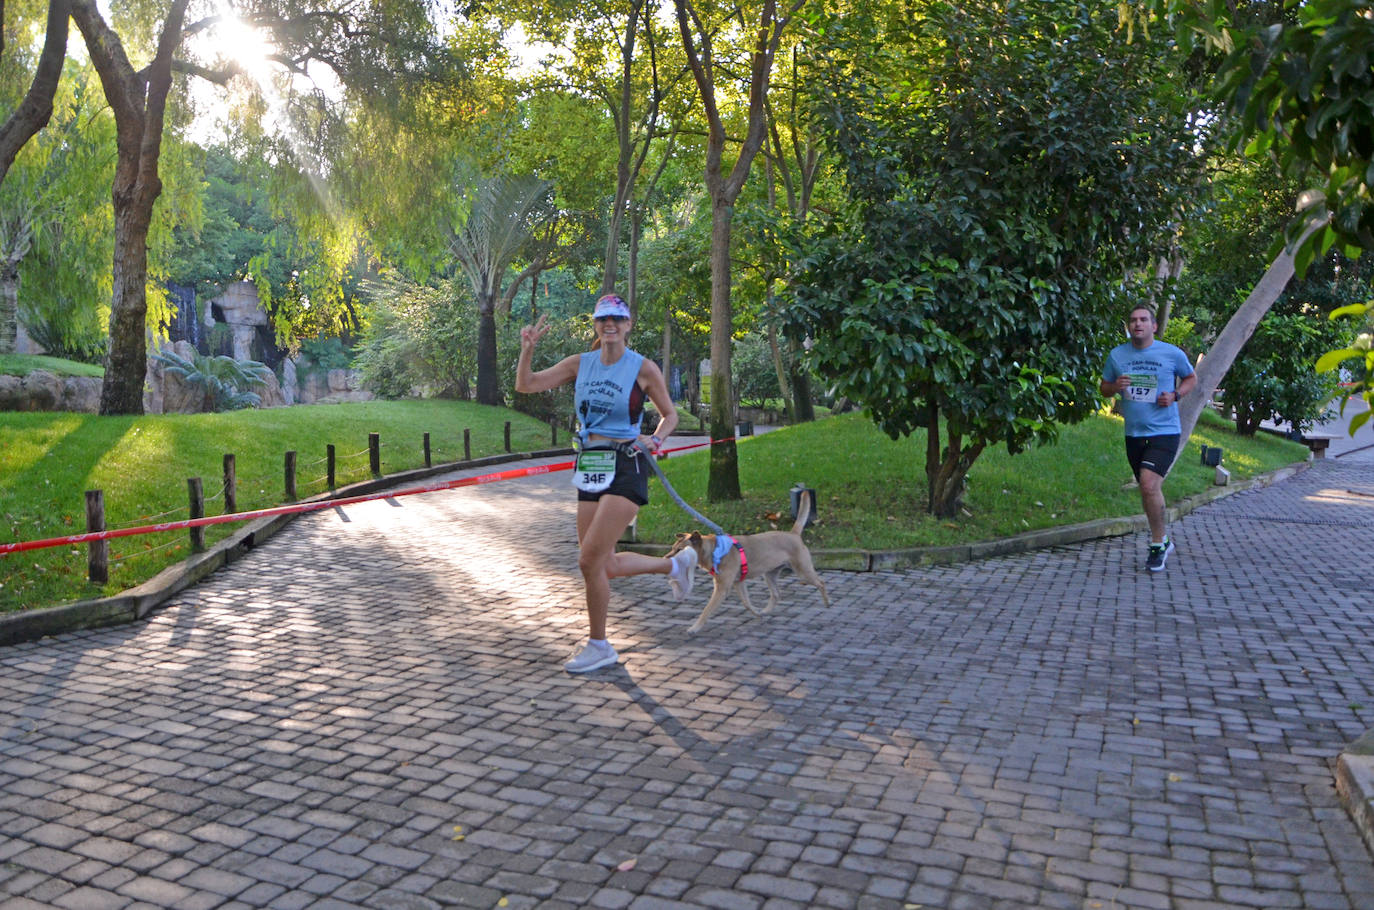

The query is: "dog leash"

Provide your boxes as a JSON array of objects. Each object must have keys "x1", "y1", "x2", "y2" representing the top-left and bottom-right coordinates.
[
  {"x1": 630, "y1": 441, "x2": 729, "y2": 537},
  {"x1": 617, "y1": 439, "x2": 748, "y2": 580}
]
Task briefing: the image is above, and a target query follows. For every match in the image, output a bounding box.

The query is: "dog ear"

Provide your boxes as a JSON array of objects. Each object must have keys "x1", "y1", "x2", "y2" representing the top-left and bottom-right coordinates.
[{"x1": 689, "y1": 531, "x2": 702, "y2": 543}]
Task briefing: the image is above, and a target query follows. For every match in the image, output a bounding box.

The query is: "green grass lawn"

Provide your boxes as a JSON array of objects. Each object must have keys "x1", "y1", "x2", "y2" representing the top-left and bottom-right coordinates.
[
  {"x1": 0, "y1": 400, "x2": 564, "y2": 613},
  {"x1": 633, "y1": 408, "x2": 1309, "y2": 550},
  {"x1": 0, "y1": 400, "x2": 1307, "y2": 614},
  {"x1": 0, "y1": 353, "x2": 104, "y2": 378}
]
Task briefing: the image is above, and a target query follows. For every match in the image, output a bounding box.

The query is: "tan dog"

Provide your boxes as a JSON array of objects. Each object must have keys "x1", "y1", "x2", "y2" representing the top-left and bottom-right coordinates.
[{"x1": 666, "y1": 491, "x2": 831, "y2": 634}]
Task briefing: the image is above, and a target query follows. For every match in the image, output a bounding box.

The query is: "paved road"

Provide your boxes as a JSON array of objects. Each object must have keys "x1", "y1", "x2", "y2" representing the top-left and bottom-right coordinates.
[{"x1": 2, "y1": 443, "x2": 1374, "y2": 909}]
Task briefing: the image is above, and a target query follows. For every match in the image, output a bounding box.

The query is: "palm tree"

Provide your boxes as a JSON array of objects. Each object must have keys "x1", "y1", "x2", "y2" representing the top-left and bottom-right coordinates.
[{"x1": 446, "y1": 171, "x2": 553, "y2": 405}]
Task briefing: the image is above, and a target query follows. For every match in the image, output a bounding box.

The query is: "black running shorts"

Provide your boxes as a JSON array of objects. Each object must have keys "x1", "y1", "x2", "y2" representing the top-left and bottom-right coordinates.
[
  {"x1": 1125, "y1": 434, "x2": 1180, "y2": 481},
  {"x1": 576, "y1": 446, "x2": 650, "y2": 506}
]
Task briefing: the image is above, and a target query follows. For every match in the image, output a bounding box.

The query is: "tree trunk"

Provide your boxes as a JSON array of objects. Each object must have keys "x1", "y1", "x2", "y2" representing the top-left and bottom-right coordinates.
[
  {"x1": 766, "y1": 321, "x2": 794, "y2": 424},
  {"x1": 676, "y1": 0, "x2": 796, "y2": 500},
  {"x1": 788, "y1": 337, "x2": 814, "y2": 422},
  {"x1": 0, "y1": 0, "x2": 69, "y2": 186},
  {"x1": 661, "y1": 316, "x2": 672, "y2": 395},
  {"x1": 73, "y1": 0, "x2": 187, "y2": 415},
  {"x1": 100, "y1": 194, "x2": 157, "y2": 413},
  {"x1": 475, "y1": 300, "x2": 501, "y2": 406},
  {"x1": 1175, "y1": 215, "x2": 1324, "y2": 447},
  {"x1": 0, "y1": 264, "x2": 18, "y2": 353},
  {"x1": 707, "y1": 201, "x2": 740, "y2": 501},
  {"x1": 926, "y1": 402, "x2": 940, "y2": 514},
  {"x1": 1232, "y1": 400, "x2": 1259, "y2": 436},
  {"x1": 929, "y1": 439, "x2": 985, "y2": 518},
  {"x1": 924, "y1": 400, "x2": 984, "y2": 517}
]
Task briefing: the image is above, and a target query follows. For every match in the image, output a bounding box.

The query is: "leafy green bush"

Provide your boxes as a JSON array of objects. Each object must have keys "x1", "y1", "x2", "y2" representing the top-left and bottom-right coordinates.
[
  {"x1": 356, "y1": 274, "x2": 476, "y2": 399},
  {"x1": 153, "y1": 349, "x2": 273, "y2": 411},
  {"x1": 1221, "y1": 311, "x2": 1351, "y2": 434},
  {"x1": 298, "y1": 337, "x2": 353, "y2": 371}
]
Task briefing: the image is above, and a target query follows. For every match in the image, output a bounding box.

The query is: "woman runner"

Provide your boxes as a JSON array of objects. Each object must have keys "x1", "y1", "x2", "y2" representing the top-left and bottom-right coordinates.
[{"x1": 515, "y1": 293, "x2": 697, "y2": 672}]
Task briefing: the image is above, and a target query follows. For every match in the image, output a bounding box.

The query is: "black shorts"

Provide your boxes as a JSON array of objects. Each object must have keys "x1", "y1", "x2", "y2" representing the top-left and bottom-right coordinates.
[
  {"x1": 1125, "y1": 434, "x2": 1180, "y2": 480},
  {"x1": 576, "y1": 446, "x2": 650, "y2": 506}
]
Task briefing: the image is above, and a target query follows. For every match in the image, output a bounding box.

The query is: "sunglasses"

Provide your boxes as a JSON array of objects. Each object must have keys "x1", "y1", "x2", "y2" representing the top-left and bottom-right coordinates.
[{"x1": 594, "y1": 315, "x2": 630, "y2": 322}]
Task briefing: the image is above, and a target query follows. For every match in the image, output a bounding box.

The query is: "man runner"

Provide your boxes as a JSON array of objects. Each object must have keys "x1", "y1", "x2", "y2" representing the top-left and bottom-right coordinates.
[{"x1": 1100, "y1": 305, "x2": 1198, "y2": 572}]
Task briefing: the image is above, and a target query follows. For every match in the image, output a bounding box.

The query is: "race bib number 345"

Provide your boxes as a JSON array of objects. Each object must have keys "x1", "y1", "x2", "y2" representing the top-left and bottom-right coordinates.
[{"x1": 573, "y1": 449, "x2": 617, "y2": 493}]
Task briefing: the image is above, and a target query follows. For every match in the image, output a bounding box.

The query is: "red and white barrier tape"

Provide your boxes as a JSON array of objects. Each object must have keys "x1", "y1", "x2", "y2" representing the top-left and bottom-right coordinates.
[{"x1": 1, "y1": 438, "x2": 724, "y2": 557}]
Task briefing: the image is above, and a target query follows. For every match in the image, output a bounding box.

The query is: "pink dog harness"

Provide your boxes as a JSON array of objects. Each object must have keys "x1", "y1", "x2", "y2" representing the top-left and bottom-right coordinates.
[{"x1": 708, "y1": 535, "x2": 748, "y2": 581}]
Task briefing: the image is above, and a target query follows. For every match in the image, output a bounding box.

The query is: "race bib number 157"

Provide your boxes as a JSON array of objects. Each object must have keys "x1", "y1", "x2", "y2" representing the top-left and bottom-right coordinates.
[{"x1": 1124, "y1": 373, "x2": 1159, "y2": 403}]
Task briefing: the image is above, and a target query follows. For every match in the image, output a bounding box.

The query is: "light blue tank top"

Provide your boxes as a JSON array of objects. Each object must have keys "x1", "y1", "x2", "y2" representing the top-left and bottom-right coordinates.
[{"x1": 575, "y1": 349, "x2": 646, "y2": 443}]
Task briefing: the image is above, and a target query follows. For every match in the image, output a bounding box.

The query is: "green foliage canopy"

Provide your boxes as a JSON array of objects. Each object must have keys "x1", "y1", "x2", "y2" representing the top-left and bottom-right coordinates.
[{"x1": 787, "y1": 0, "x2": 1202, "y2": 516}]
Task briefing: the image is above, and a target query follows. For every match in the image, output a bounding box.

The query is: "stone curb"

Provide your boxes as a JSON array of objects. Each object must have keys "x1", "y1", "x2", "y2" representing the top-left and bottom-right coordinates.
[
  {"x1": 0, "y1": 448, "x2": 573, "y2": 647},
  {"x1": 624, "y1": 459, "x2": 1314, "y2": 571},
  {"x1": 1338, "y1": 730, "x2": 1374, "y2": 861}
]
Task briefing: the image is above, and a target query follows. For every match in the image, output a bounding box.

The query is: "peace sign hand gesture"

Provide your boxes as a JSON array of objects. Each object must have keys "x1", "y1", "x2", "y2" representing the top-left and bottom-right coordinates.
[{"x1": 520, "y1": 315, "x2": 550, "y2": 351}]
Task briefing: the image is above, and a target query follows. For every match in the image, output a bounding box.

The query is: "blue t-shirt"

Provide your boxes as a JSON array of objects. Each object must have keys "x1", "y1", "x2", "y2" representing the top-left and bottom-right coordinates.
[
  {"x1": 575, "y1": 349, "x2": 646, "y2": 442},
  {"x1": 1102, "y1": 340, "x2": 1195, "y2": 437}
]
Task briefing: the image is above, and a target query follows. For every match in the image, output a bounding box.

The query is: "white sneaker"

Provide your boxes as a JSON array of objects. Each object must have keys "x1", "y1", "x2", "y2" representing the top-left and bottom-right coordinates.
[
  {"x1": 565, "y1": 641, "x2": 618, "y2": 673},
  {"x1": 667, "y1": 547, "x2": 696, "y2": 602}
]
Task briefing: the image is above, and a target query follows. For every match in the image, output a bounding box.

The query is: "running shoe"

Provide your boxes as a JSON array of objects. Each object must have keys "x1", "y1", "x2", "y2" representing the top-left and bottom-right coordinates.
[
  {"x1": 667, "y1": 547, "x2": 696, "y2": 601},
  {"x1": 1146, "y1": 537, "x2": 1175, "y2": 572},
  {"x1": 565, "y1": 641, "x2": 618, "y2": 673}
]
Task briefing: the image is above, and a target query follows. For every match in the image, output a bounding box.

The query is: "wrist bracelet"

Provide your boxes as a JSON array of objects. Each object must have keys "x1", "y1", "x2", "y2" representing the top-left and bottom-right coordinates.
[{"x1": 651, "y1": 435, "x2": 662, "y2": 448}]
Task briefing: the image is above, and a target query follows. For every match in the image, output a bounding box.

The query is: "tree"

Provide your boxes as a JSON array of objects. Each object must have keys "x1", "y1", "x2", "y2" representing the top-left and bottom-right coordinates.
[
  {"x1": 1, "y1": 38, "x2": 120, "y2": 359},
  {"x1": 0, "y1": 0, "x2": 68, "y2": 186},
  {"x1": 1168, "y1": 159, "x2": 1365, "y2": 437},
  {"x1": 354, "y1": 272, "x2": 477, "y2": 399},
  {"x1": 1145, "y1": 0, "x2": 1374, "y2": 440},
  {"x1": 1221, "y1": 310, "x2": 1352, "y2": 435},
  {"x1": 741, "y1": 40, "x2": 832, "y2": 424},
  {"x1": 514, "y1": 0, "x2": 690, "y2": 300},
  {"x1": 673, "y1": 0, "x2": 803, "y2": 501},
  {"x1": 788, "y1": 1, "x2": 1200, "y2": 517},
  {"x1": 58, "y1": 0, "x2": 460, "y2": 414},
  {"x1": 446, "y1": 170, "x2": 554, "y2": 405}
]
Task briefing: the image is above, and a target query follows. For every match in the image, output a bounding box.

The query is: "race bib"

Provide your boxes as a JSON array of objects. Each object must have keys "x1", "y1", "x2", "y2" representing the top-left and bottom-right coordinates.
[
  {"x1": 1124, "y1": 372, "x2": 1159, "y2": 403},
  {"x1": 573, "y1": 449, "x2": 617, "y2": 493}
]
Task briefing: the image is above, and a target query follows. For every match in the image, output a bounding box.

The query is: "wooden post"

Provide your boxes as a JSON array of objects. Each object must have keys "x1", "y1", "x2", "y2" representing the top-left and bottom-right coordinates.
[
  {"x1": 423, "y1": 432, "x2": 431, "y2": 468},
  {"x1": 369, "y1": 433, "x2": 381, "y2": 477},
  {"x1": 327, "y1": 444, "x2": 336, "y2": 489},
  {"x1": 188, "y1": 478, "x2": 205, "y2": 553},
  {"x1": 222, "y1": 454, "x2": 236, "y2": 515},
  {"x1": 463, "y1": 428, "x2": 471, "y2": 462},
  {"x1": 284, "y1": 451, "x2": 297, "y2": 502},
  {"x1": 85, "y1": 490, "x2": 107, "y2": 584},
  {"x1": 504, "y1": 420, "x2": 511, "y2": 453}
]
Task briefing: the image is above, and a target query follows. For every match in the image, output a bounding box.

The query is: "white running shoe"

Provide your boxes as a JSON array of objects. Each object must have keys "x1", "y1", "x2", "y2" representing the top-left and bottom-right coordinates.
[
  {"x1": 667, "y1": 547, "x2": 697, "y2": 602},
  {"x1": 565, "y1": 641, "x2": 618, "y2": 674}
]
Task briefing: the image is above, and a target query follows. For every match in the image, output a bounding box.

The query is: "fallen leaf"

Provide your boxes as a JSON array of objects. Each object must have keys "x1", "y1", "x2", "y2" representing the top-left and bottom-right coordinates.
[
  {"x1": 1167, "y1": 773, "x2": 1182, "y2": 782},
  {"x1": 1132, "y1": 717, "x2": 1140, "y2": 726},
  {"x1": 616, "y1": 858, "x2": 637, "y2": 872}
]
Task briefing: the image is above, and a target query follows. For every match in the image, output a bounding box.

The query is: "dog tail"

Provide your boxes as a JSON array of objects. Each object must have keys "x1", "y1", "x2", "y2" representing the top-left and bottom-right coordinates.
[{"x1": 791, "y1": 489, "x2": 813, "y2": 536}]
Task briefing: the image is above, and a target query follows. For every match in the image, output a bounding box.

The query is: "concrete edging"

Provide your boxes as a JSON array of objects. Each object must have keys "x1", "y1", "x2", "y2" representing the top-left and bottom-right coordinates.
[
  {"x1": 1338, "y1": 730, "x2": 1374, "y2": 861},
  {"x1": 625, "y1": 458, "x2": 1314, "y2": 572},
  {"x1": 0, "y1": 449, "x2": 573, "y2": 647}
]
